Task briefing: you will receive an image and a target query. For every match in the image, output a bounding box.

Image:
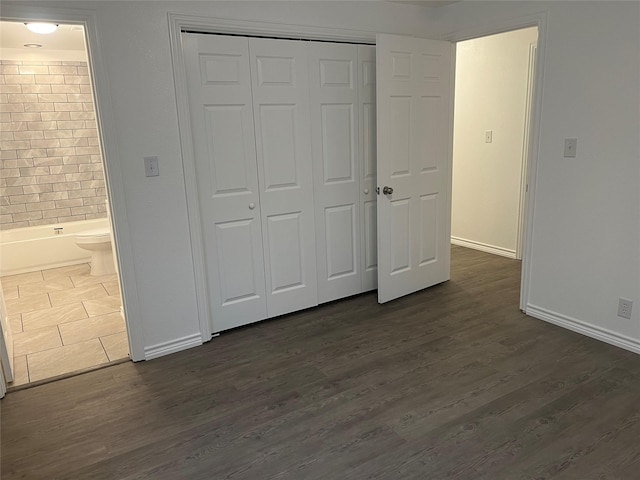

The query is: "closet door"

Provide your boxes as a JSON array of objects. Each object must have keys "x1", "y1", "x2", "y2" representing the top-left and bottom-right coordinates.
[
  {"x1": 309, "y1": 42, "x2": 361, "y2": 304},
  {"x1": 183, "y1": 34, "x2": 268, "y2": 332},
  {"x1": 248, "y1": 38, "x2": 318, "y2": 317},
  {"x1": 358, "y1": 45, "x2": 378, "y2": 292}
]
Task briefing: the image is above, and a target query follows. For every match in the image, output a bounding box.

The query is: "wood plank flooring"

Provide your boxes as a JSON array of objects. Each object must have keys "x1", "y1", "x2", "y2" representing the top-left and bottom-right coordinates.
[{"x1": 3, "y1": 246, "x2": 640, "y2": 479}]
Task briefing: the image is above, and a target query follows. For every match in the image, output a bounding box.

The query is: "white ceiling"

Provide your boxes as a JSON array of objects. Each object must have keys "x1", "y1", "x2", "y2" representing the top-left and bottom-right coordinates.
[{"x1": 0, "y1": 21, "x2": 85, "y2": 51}]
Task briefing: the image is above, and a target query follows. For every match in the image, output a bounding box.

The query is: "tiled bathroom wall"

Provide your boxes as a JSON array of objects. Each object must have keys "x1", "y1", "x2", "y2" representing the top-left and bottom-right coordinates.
[{"x1": 0, "y1": 60, "x2": 107, "y2": 230}]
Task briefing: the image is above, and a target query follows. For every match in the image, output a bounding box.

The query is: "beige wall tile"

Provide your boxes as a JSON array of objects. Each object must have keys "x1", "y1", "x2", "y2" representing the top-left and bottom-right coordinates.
[
  {"x1": 83, "y1": 296, "x2": 121, "y2": 317},
  {"x1": 58, "y1": 312, "x2": 125, "y2": 345},
  {"x1": 49, "y1": 283, "x2": 107, "y2": 307},
  {"x1": 27, "y1": 339, "x2": 108, "y2": 382},
  {"x1": 13, "y1": 325, "x2": 61, "y2": 356},
  {"x1": 5, "y1": 292, "x2": 51, "y2": 315},
  {"x1": 100, "y1": 331, "x2": 129, "y2": 362},
  {"x1": 22, "y1": 302, "x2": 88, "y2": 331}
]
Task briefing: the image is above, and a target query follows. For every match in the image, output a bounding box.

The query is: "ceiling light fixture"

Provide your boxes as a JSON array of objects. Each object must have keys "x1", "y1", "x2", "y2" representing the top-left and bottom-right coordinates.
[
  {"x1": 25, "y1": 22, "x2": 58, "y2": 34},
  {"x1": 24, "y1": 43, "x2": 43, "y2": 48}
]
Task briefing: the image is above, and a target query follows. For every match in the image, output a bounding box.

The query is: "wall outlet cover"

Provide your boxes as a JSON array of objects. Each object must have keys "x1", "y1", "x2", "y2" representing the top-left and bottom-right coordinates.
[{"x1": 618, "y1": 298, "x2": 633, "y2": 320}]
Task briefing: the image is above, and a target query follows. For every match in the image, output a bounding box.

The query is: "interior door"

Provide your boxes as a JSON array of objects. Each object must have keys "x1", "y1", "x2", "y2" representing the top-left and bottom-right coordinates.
[
  {"x1": 248, "y1": 38, "x2": 318, "y2": 317},
  {"x1": 358, "y1": 45, "x2": 378, "y2": 292},
  {"x1": 376, "y1": 34, "x2": 454, "y2": 303},
  {"x1": 308, "y1": 42, "x2": 361, "y2": 304},
  {"x1": 183, "y1": 34, "x2": 268, "y2": 332}
]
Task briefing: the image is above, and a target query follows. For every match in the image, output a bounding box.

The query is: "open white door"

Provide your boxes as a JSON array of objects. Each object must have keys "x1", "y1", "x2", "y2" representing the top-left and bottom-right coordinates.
[{"x1": 376, "y1": 34, "x2": 454, "y2": 303}]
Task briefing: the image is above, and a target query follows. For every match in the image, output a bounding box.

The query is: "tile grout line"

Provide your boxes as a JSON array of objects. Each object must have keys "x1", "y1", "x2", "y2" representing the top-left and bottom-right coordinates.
[{"x1": 98, "y1": 336, "x2": 111, "y2": 362}]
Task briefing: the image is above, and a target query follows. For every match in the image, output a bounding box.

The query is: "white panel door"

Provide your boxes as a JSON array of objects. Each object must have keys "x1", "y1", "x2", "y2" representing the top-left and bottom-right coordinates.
[
  {"x1": 309, "y1": 42, "x2": 361, "y2": 304},
  {"x1": 183, "y1": 34, "x2": 268, "y2": 332},
  {"x1": 358, "y1": 45, "x2": 378, "y2": 293},
  {"x1": 248, "y1": 38, "x2": 318, "y2": 317},
  {"x1": 376, "y1": 34, "x2": 453, "y2": 303}
]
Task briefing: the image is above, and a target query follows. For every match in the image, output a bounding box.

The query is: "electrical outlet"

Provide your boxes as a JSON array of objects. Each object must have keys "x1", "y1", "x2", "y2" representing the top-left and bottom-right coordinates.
[
  {"x1": 618, "y1": 298, "x2": 633, "y2": 320},
  {"x1": 485, "y1": 130, "x2": 493, "y2": 143},
  {"x1": 144, "y1": 156, "x2": 160, "y2": 177}
]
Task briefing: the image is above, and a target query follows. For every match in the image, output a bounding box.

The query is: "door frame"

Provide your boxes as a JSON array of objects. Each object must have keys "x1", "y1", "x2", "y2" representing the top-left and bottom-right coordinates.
[
  {"x1": 0, "y1": 4, "x2": 145, "y2": 361},
  {"x1": 169, "y1": 14, "x2": 378, "y2": 340},
  {"x1": 444, "y1": 12, "x2": 548, "y2": 312}
]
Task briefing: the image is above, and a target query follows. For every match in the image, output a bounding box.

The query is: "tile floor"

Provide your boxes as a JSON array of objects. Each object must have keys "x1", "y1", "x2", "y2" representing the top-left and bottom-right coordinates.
[{"x1": 2, "y1": 263, "x2": 129, "y2": 386}]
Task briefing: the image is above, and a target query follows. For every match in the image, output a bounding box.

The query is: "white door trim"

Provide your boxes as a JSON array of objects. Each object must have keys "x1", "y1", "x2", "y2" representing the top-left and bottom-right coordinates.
[
  {"x1": 443, "y1": 12, "x2": 548, "y2": 312},
  {"x1": 168, "y1": 14, "x2": 379, "y2": 340},
  {"x1": 0, "y1": 4, "x2": 145, "y2": 361}
]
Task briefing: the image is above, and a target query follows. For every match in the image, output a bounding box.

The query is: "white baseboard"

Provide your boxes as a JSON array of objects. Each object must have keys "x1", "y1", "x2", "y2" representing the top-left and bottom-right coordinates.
[
  {"x1": 526, "y1": 304, "x2": 640, "y2": 354},
  {"x1": 144, "y1": 333, "x2": 203, "y2": 360},
  {"x1": 451, "y1": 237, "x2": 516, "y2": 259}
]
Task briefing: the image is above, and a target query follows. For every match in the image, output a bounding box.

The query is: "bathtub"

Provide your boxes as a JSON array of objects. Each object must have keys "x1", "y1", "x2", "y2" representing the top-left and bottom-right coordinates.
[{"x1": 0, "y1": 219, "x2": 110, "y2": 276}]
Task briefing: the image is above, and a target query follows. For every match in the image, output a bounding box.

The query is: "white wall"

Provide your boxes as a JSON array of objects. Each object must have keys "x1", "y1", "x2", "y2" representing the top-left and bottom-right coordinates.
[
  {"x1": 452, "y1": 27, "x2": 537, "y2": 257},
  {"x1": 2, "y1": 1, "x2": 442, "y2": 357},
  {"x1": 437, "y1": 1, "x2": 640, "y2": 350}
]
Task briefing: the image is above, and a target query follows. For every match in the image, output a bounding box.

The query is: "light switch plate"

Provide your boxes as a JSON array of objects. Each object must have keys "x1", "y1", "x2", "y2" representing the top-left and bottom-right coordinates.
[
  {"x1": 485, "y1": 130, "x2": 493, "y2": 143},
  {"x1": 144, "y1": 156, "x2": 159, "y2": 177},
  {"x1": 564, "y1": 138, "x2": 577, "y2": 158}
]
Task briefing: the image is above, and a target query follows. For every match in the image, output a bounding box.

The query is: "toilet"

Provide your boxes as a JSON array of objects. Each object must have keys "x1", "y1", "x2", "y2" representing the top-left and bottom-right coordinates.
[{"x1": 75, "y1": 227, "x2": 116, "y2": 276}]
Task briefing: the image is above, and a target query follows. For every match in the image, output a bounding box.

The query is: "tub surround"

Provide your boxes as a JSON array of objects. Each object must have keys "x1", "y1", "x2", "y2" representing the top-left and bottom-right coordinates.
[{"x1": 0, "y1": 59, "x2": 107, "y2": 231}]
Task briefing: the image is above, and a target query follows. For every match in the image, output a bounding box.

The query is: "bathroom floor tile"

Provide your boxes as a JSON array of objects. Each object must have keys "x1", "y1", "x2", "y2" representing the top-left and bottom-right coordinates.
[
  {"x1": 22, "y1": 302, "x2": 88, "y2": 331},
  {"x1": 83, "y1": 296, "x2": 122, "y2": 317},
  {"x1": 8, "y1": 314, "x2": 23, "y2": 334},
  {"x1": 102, "y1": 279, "x2": 121, "y2": 296},
  {"x1": 59, "y1": 312, "x2": 125, "y2": 345},
  {"x1": 0, "y1": 271, "x2": 44, "y2": 289},
  {"x1": 27, "y1": 339, "x2": 109, "y2": 382},
  {"x1": 5, "y1": 293, "x2": 51, "y2": 316},
  {"x1": 13, "y1": 325, "x2": 62, "y2": 356},
  {"x1": 11, "y1": 355, "x2": 30, "y2": 386},
  {"x1": 18, "y1": 276, "x2": 74, "y2": 297},
  {"x1": 100, "y1": 331, "x2": 129, "y2": 362},
  {"x1": 71, "y1": 273, "x2": 118, "y2": 288},
  {"x1": 3, "y1": 285, "x2": 19, "y2": 300},
  {"x1": 42, "y1": 263, "x2": 90, "y2": 281},
  {"x1": 49, "y1": 283, "x2": 108, "y2": 307}
]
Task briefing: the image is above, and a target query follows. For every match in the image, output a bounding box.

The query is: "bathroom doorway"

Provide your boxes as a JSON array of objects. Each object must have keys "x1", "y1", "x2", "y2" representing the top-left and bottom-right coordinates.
[{"x1": 0, "y1": 21, "x2": 129, "y2": 387}]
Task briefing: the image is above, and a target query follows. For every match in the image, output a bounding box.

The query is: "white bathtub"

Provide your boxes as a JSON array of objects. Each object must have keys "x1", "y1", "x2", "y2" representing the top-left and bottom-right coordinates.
[{"x1": 0, "y1": 219, "x2": 110, "y2": 276}]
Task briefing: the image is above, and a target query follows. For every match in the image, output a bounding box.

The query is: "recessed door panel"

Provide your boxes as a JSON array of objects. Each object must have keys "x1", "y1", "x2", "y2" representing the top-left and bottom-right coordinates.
[
  {"x1": 215, "y1": 219, "x2": 261, "y2": 303},
  {"x1": 256, "y1": 56, "x2": 295, "y2": 86},
  {"x1": 390, "y1": 96, "x2": 411, "y2": 177},
  {"x1": 259, "y1": 104, "x2": 299, "y2": 190},
  {"x1": 320, "y1": 59, "x2": 352, "y2": 87},
  {"x1": 419, "y1": 194, "x2": 437, "y2": 265},
  {"x1": 325, "y1": 204, "x2": 356, "y2": 279},
  {"x1": 416, "y1": 96, "x2": 439, "y2": 173},
  {"x1": 364, "y1": 199, "x2": 377, "y2": 272},
  {"x1": 363, "y1": 103, "x2": 376, "y2": 180},
  {"x1": 266, "y1": 212, "x2": 304, "y2": 293},
  {"x1": 390, "y1": 198, "x2": 411, "y2": 274},
  {"x1": 322, "y1": 104, "x2": 354, "y2": 184},
  {"x1": 200, "y1": 54, "x2": 242, "y2": 85},
  {"x1": 204, "y1": 105, "x2": 250, "y2": 196}
]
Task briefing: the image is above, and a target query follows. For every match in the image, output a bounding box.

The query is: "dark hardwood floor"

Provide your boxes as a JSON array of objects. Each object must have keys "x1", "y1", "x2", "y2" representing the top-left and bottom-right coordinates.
[{"x1": 3, "y1": 246, "x2": 640, "y2": 479}]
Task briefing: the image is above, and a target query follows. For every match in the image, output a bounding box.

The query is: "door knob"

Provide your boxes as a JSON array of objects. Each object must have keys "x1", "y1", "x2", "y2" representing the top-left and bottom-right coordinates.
[
  {"x1": 383, "y1": 186, "x2": 393, "y2": 195},
  {"x1": 364, "y1": 188, "x2": 369, "y2": 194},
  {"x1": 249, "y1": 202, "x2": 255, "y2": 210}
]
